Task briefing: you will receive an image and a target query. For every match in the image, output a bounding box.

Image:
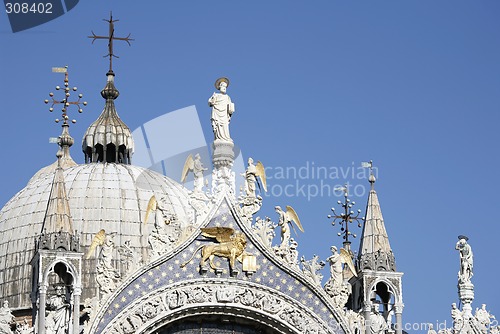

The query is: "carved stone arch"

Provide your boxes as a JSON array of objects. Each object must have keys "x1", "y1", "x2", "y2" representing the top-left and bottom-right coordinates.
[
  {"x1": 96, "y1": 281, "x2": 341, "y2": 334},
  {"x1": 367, "y1": 278, "x2": 401, "y2": 305},
  {"x1": 142, "y1": 306, "x2": 305, "y2": 334},
  {"x1": 42, "y1": 258, "x2": 80, "y2": 286}
]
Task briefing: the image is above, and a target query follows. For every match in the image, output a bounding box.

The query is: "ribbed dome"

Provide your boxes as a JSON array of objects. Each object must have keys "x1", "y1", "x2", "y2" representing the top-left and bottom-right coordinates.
[{"x1": 0, "y1": 163, "x2": 193, "y2": 309}]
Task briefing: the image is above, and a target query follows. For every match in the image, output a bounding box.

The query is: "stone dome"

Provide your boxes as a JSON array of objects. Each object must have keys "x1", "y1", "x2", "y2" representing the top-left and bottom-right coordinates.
[{"x1": 0, "y1": 162, "x2": 193, "y2": 309}]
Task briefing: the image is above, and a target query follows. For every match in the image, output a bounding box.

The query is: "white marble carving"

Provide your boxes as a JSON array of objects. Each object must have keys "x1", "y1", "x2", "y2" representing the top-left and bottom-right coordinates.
[
  {"x1": 100, "y1": 281, "x2": 334, "y2": 334},
  {"x1": 119, "y1": 240, "x2": 141, "y2": 278},
  {"x1": 300, "y1": 255, "x2": 325, "y2": 286},
  {"x1": 208, "y1": 77, "x2": 234, "y2": 142},
  {"x1": 252, "y1": 217, "x2": 276, "y2": 248},
  {"x1": 369, "y1": 307, "x2": 388, "y2": 334},
  {"x1": 96, "y1": 234, "x2": 121, "y2": 300},
  {"x1": 45, "y1": 286, "x2": 70, "y2": 334},
  {"x1": 456, "y1": 236, "x2": 473, "y2": 284},
  {"x1": 148, "y1": 212, "x2": 180, "y2": 261},
  {"x1": 15, "y1": 319, "x2": 33, "y2": 334},
  {"x1": 0, "y1": 301, "x2": 14, "y2": 334}
]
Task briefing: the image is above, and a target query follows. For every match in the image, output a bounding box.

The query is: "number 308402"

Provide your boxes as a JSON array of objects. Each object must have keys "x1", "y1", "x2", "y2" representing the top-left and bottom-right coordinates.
[{"x1": 5, "y1": 3, "x2": 53, "y2": 14}]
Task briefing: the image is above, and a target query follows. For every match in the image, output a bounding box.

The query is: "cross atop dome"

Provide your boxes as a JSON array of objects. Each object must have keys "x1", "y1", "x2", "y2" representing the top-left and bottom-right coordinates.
[
  {"x1": 88, "y1": 12, "x2": 134, "y2": 74},
  {"x1": 83, "y1": 15, "x2": 134, "y2": 164}
]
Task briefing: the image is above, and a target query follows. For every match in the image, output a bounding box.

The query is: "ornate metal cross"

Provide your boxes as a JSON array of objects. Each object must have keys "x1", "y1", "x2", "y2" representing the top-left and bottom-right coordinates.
[
  {"x1": 44, "y1": 66, "x2": 87, "y2": 126},
  {"x1": 88, "y1": 12, "x2": 133, "y2": 72},
  {"x1": 327, "y1": 184, "x2": 364, "y2": 251}
]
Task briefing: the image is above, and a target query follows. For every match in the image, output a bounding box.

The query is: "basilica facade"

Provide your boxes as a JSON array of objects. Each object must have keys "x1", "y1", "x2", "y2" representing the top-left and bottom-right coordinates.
[{"x1": 0, "y1": 20, "x2": 497, "y2": 334}]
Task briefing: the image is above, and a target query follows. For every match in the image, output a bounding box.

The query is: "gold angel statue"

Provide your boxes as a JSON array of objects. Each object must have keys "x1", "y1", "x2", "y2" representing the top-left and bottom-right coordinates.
[
  {"x1": 275, "y1": 205, "x2": 304, "y2": 248},
  {"x1": 181, "y1": 153, "x2": 207, "y2": 193},
  {"x1": 242, "y1": 158, "x2": 267, "y2": 198},
  {"x1": 181, "y1": 227, "x2": 247, "y2": 271}
]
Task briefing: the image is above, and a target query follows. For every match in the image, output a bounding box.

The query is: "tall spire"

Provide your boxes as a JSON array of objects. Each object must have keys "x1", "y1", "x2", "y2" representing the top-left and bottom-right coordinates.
[
  {"x1": 83, "y1": 15, "x2": 134, "y2": 164},
  {"x1": 37, "y1": 66, "x2": 82, "y2": 251},
  {"x1": 357, "y1": 162, "x2": 396, "y2": 271},
  {"x1": 41, "y1": 150, "x2": 74, "y2": 235}
]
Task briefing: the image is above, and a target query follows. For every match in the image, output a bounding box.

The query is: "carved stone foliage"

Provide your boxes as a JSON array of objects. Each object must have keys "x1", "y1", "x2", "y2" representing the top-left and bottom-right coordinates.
[
  {"x1": 101, "y1": 282, "x2": 335, "y2": 334},
  {"x1": 252, "y1": 217, "x2": 276, "y2": 249},
  {"x1": 300, "y1": 255, "x2": 325, "y2": 286},
  {"x1": 345, "y1": 310, "x2": 364, "y2": 334},
  {"x1": 239, "y1": 195, "x2": 263, "y2": 221},
  {"x1": 324, "y1": 280, "x2": 352, "y2": 309},
  {"x1": 273, "y1": 238, "x2": 299, "y2": 269}
]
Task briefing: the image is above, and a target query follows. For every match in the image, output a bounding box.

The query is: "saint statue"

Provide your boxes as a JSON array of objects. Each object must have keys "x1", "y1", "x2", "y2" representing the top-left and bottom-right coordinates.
[
  {"x1": 45, "y1": 285, "x2": 70, "y2": 334},
  {"x1": 455, "y1": 235, "x2": 473, "y2": 284},
  {"x1": 208, "y1": 77, "x2": 235, "y2": 142}
]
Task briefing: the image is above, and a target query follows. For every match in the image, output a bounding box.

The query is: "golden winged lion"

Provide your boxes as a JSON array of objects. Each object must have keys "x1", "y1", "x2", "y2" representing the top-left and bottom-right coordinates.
[{"x1": 181, "y1": 227, "x2": 247, "y2": 271}]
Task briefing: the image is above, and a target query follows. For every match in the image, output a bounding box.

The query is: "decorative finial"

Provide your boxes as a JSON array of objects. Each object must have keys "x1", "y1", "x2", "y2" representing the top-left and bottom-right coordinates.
[
  {"x1": 362, "y1": 160, "x2": 376, "y2": 189},
  {"x1": 44, "y1": 66, "x2": 87, "y2": 126},
  {"x1": 327, "y1": 184, "x2": 364, "y2": 250},
  {"x1": 88, "y1": 12, "x2": 134, "y2": 73}
]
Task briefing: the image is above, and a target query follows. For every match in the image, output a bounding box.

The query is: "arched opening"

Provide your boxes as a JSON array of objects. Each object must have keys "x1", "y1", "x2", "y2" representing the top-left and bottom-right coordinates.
[
  {"x1": 118, "y1": 144, "x2": 128, "y2": 164},
  {"x1": 371, "y1": 281, "x2": 396, "y2": 324},
  {"x1": 155, "y1": 315, "x2": 281, "y2": 334},
  {"x1": 94, "y1": 144, "x2": 104, "y2": 163},
  {"x1": 106, "y1": 143, "x2": 116, "y2": 163}
]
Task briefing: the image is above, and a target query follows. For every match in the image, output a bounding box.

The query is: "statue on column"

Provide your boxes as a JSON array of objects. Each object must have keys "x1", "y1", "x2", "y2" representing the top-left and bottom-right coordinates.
[
  {"x1": 455, "y1": 235, "x2": 473, "y2": 284},
  {"x1": 208, "y1": 77, "x2": 234, "y2": 142}
]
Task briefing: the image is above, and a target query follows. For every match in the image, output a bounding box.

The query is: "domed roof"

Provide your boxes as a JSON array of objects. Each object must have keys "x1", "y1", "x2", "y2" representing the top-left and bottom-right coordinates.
[{"x1": 0, "y1": 163, "x2": 193, "y2": 309}]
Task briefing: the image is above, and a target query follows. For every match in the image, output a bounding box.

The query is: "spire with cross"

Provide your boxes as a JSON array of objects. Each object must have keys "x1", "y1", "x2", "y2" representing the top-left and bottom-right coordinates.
[{"x1": 88, "y1": 12, "x2": 134, "y2": 73}]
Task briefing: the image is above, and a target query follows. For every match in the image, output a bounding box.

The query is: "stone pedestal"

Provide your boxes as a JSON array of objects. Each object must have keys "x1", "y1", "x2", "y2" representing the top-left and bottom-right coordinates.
[
  {"x1": 212, "y1": 139, "x2": 234, "y2": 169},
  {"x1": 211, "y1": 140, "x2": 236, "y2": 196},
  {"x1": 458, "y1": 282, "x2": 474, "y2": 318}
]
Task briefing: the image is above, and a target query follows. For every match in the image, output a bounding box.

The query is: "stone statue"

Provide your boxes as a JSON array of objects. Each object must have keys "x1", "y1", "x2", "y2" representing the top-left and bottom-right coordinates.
[
  {"x1": 208, "y1": 77, "x2": 234, "y2": 142},
  {"x1": 369, "y1": 307, "x2": 388, "y2": 334},
  {"x1": 148, "y1": 212, "x2": 180, "y2": 260},
  {"x1": 345, "y1": 310, "x2": 364, "y2": 334},
  {"x1": 119, "y1": 240, "x2": 141, "y2": 277},
  {"x1": 0, "y1": 300, "x2": 14, "y2": 334},
  {"x1": 241, "y1": 158, "x2": 267, "y2": 198},
  {"x1": 455, "y1": 236, "x2": 473, "y2": 284},
  {"x1": 45, "y1": 285, "x2": 70, "y2": 334},
  {"x1": 326, "y1": 246, "x2": 343, "y2": 290},
  {"x1": 275, "y1": 206, "x2": 304, "y2": 249},
  {"x1": 475, "y1": 304, "x2": 495, "y2": 334}
]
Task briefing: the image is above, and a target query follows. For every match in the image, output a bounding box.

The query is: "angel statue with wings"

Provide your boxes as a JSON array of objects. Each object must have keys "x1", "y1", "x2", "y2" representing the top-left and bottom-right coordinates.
[
  {"x1": 326, "y1": 246, "x2": 357, "y2": 289},
  {"x1": 275, "y1": 205, "x2": 304, "y2": 249},
  {"x1": 242, "y1": 158, "x2": 267, "y2": 198},
  {"x1": 181, "y1": 153, "x2": 208, "y2": 193}
]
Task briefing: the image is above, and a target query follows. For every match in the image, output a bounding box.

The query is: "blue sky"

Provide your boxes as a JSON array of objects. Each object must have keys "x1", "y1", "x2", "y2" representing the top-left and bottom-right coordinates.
[{"x1": 1, "y1": 1, "x2": 499, "y2": 331}]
